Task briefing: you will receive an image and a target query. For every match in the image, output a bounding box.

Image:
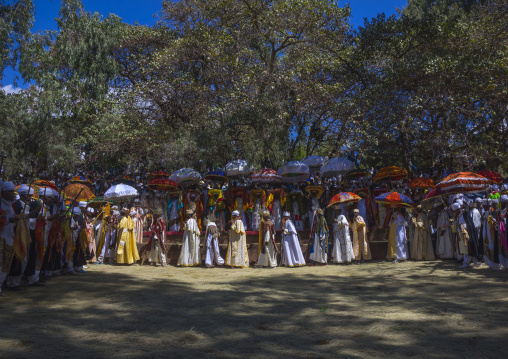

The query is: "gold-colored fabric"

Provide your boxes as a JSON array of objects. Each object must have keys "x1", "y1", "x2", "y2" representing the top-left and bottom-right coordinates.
[
  {"x1": 0, "y1": 237, "x2": 14, "y2": 273},
  {"x1": 351, "y1": 216, "x2": 371, "y2": 260},
  {"x1": 411, "y1": 212, "x2": 435, "y2": 260},
  {"x1": 387, "y1": 220, "x2": 397, "y2": 259},
  {"x1": 116, "y1": 216, "x2": 140, "y2": 264},
  {"x1": 226, "y1": 219, "x2": 249, "y2": 268}
]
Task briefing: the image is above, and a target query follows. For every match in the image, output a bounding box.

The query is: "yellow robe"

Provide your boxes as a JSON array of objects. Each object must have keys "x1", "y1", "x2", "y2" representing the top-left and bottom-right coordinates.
[
  {"x1": 411, "y1": 212, "x2": 435, "y2": 260},
  {"x1": 225, "y1": 219, "x2": 249, "y2": 268},
  {"x1": 116, "y1": 216, "x2": 140, "y2": 264},
  {"x1": 351, "y1": 216, "x2": 372, "y2": 261}
]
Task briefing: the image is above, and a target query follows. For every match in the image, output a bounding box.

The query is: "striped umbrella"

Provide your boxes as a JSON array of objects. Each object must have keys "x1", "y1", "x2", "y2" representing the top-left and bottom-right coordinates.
[
  {"x1": 147, "y1": 178, "x2": 178, "y2": 191},
  {"x1": 477, "y1": 170, "x2": 503, "y2": 184},
  {"x1": 422, "y1": 188, "x2": 447, "y2": 202},
  {"x1": 373, "y1": 166, "x2": 408, "y2": 182},
  {"x1": 375, "y1": 192, "x2": 414, "y2": 208},
  {"x1": 147, "y1": 171, "x2": 170, "y2": 181},
  {"x1": 251, "y1": 168, "x2": 282, "y2": 183},
  {"x1": 327, "y1": 192, "x2": 361, "y2": 207},
  {"x1": 345, "y1": 169, "x2": 370, "y2": 179},
  {"x1": 33, "y1": 180, "x2": 59, "y2": 191},
  {"x1": 408, "y1": 177, "x2": 436, "y2": 189},
  {"x1": 437, "y1": 172, "x2": 490, "y2": 194}
]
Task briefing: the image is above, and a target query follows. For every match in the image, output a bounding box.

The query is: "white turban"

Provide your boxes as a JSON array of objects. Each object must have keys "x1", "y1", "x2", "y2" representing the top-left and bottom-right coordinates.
[
  {"x1": 17, "y1": 184, "x2": 29, "y2": 194},
  {"x1": 88, "y1": 207, "x2": 95, "y2": 214},
  {"x1": 451, "y1": 203, "x2": 461, "y2": 211},
  {"x1": 39, "y1": 187, "x2": 51, "y2": 197},
  {"x1": 72, "y1": 207, "x2": 81, "y2": 215},
  {"x1": 501, "y1": 195, "x2": 508, "y2": 203},
  {"x1": 283, "y1": 211, "x2": 290, "y2": 217},
  {"x1": 207, "y1": 222, "x2": 217, "y2": 227},
  {"x1": 492, "y1": 185, "x2": 499, "y2": 191},
  {"x1": 130, "y1": 211, "x2": 136, "y2": 216},
  {"x1": 78, "y1": 201, "x2": 87, "y2": 208},
  {"x1": 491, "y1": 199, "x2": 499, "y2": 204},
  {"x1": 2, "y1": 181, "x2": 15, "y2": 191},
  {"x1": 475, "y1": 197, "x2": 483, "y2": 204},
  {"x1": 232, "y1": 210, "x2": 239, "y2": 216}
]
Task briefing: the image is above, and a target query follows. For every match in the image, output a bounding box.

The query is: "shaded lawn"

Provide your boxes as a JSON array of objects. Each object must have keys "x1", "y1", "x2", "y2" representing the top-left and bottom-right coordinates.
[{"x1": 1, "y1": 260, "x2": 507, "y2": 359}]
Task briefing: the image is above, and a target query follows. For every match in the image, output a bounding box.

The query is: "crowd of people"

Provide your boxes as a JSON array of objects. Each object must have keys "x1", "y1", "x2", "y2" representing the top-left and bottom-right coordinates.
[{"x1": 1, "y1": 173, "x2": 507, "y2": 297}]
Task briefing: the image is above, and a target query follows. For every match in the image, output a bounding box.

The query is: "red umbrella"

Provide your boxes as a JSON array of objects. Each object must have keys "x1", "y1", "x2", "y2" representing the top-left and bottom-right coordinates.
[
  {"x1": 373, "y1": 166, "x2": 408, "y2": 182},
  {"x1": 33, "y1": 180, "x2": 59, "y2": 191},
  {"x1": 375, "y1": 192, "x2": 414, "y2": 208},
  {"x1": 477, "y1": 170, "x2": 503, "y2": 184},
  {"x1": 251, "y1": 168, "x2": 282, "y2": 183},
  {"x1": 408, "y1": 177, "x2": 436, "y2": 189},
  {"x1": 437, "y1": 172, "x2": 490, "y2": 193},
  {"x1": 147, "y1": 171, "x2": 170, "y2": 181},
  {"x1": 327, "y1": 192, "x2": 361, "y2": 207},
  {"x1": 147, "y1": 178, "x2": 178, "y2": 191}
]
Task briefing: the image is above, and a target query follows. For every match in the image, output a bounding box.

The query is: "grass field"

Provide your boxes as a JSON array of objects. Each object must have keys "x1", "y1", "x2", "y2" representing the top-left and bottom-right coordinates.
[{"x1": 1, "y1": 260, "x2": 507, "y2": 358}]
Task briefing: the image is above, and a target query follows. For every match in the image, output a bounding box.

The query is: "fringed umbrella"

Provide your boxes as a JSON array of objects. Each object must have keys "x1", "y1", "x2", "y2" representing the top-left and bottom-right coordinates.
[
  {"x1": 375, "y1": 192, "x2": 414, "y2": 208},
  {"x1": 225, "y1": 159, "x2": 253, "y2": 177},
  {"x1": 373, "y1": 166, "x2": 408, "y2": 182},
  {"x1": 281, "y1": 161, "x2": 310, "y2": 183},
  {"x1": 251, "y1": 168, "x2": 282, "y2": 183},
  {"x1": 301, "y1": 155, "x2": 328, "y2": 171},
  {"x1": 88, "y1": 196, "x2": 116, "y2": 209},
  {"x1": 147, "y1": 171, "x2": 170, "y2": 181},
  {"x1": 327, "y1": 192, "x2": 361, "y2": 207},
  {"x1": 170, "y1": 168, "x2": 201, "y2": 186},
  {"x1": 147, "y1": 178, "x2": 178, "y2": 191},
  {"x1": 116, "y1": 176, "x2": 136, "y2": 186},
  {"x1": 104, "y1": 183, "x2": 138, "y2": 201},
  {"x1": 422, "y1": 188, "x2": 447, "y2": 202},
  {"x1": 437, "y1": 172, "x2": 490, "y2": 194},
  {"x1": 320, "y1": 157, "x2": 355, "y2": 177},
  {"x1": 477, "y1": 170, "x2": 503, "y2": 184},
  {"x1": 345, "y1": 169, "x2": 370, "y2": 179},
  {"x1": 33, "y1": 180, "x2": 59, "y2": 191},
  {"x1": 70, "y1": 175, "x2": 92, "y2": 186},
  {"x1": 204, "y1": 170, "x2": 227, "y2": 182},
  {"x1": 63, "y1": 183, "x2": 95, "y2": 202},
  {"x1": 408, "y1": 177, "x2": 436, "y2": 189}
]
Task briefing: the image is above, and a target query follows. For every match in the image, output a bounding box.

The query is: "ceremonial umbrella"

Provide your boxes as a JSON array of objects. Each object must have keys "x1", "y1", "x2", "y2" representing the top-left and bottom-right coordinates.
[
  {"x1": 70, "y1": 175, "x2": 92, "y2": 186},
  {"x1": 281, "y1": 161, "x2": 310, "y2": 183},
  {"x1": 408, "y1": 177, "x2": 436, "y2": 189},
  {"x1": 327, "y1": 192, "x2": 361, "y2": 207},
  {"x1": 117, "y1": 176, "x2": 136, "y2": 186},
  {"x1": 147, "y1": 178, "x2": 178, "y2": 191},
  {"x1": 477, "y1": 170, "x2": 503, "y2": 184},
  {"x1": 345, "y1": 169, "x2": 370, "y2": 179},
  {"x1": 169, "y1": 168, "x2": 201, "y2": 186},
  {"x1": 373, "y1": 166, "x2": 408, "y2": 182},
  {"x1": 437, "y1": 172, "x2": 490, "y2": 194},
  {"x1": 63, "y1": 183, "x2": 95, "y2": 202},
  {"x1": 320, "y1": 157, "x2": 355, "y2": 177},
  {"x1": 422, "y1": 188, "x2": 447, "y2": 202},
  {"x1": 104, "y1": 183, "x2": 138, "y2": 201},
  {"x1": 147, "y1": 171, "x2": 170, "y2": 181},
  {"x1": 375, "y1": 192, "x2": 414, "y2": 208},
  {"x1": 87, "y1": 196, "x2": 114, "y2": 209},
  {"x1": 204, "y1": 170, "x2": 227, "y2": 182},
  {"x1": 251, "y1": 168, "x2": 282, "y2": 183},
  {"x1": 33, "y1": 180, "x2": 59, "y2": 191},
  {"x1": 301, "y1": 155, "x2": 328, "y2": 169},
  {"x1": 225, "y1": 159, "x2": 252, "y2": 177}
]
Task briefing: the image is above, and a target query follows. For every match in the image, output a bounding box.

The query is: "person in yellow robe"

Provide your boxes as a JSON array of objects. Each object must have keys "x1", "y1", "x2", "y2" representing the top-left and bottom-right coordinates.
[
  {"x1": 225, "y1": 210, "x2": 249, "y2": 268},
  {"x1": 411, "y1": 205, "x2": 435, "y2": 260},
  {"x1": 116, "y1": 209, "x2": 140, "y2": 265},
  {"x1": 351, "y1": 209, "x2": 372, "y2": 263}
]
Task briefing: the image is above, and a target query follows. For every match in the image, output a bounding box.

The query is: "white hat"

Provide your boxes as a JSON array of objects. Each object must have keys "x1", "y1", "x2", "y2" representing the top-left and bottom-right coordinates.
[
  {"x1": 501, "y1": 195, "x2": 508, "y2": 203},
  {"x1": 283, "y1": 211, "x2": 290, "y2": 217},
  {"x1": 88, "y1": 207, "x2": 95, "y2": 214},
  {"x1": 475, "y1": 197, "x2": 483, "y2": 203},
  {"x1": 72, "y1": 207, "x2": 81, "y2": 215},
  {"x1": 39, "y1": 187, "x2": 50, "y2": 197},
  {"x1": 232, "y1": 210, "x2": 240, "y2": 216},
  {"x1": 482, "y1": 199, "x2": 489, "y2": 206},
  {"x1": 451, "y1": 203, "x2": 461, "y2": 211},
  {"x1": 492, "y1": 185, "x2": 499, "y2": 191},
  {"x1": 491, "y1": 198, "x2": 499, "y2": 204},
  {"x1": 17, "y1": 184, "x2": 29, "y2": 194},
  {"x1": 78, "y1": 201, "x2": 87, "y2": 208},
  {"x1": 130, "y1": 210, "x2": 136, "y2": 216},
  {"x1": 207, "y1": 222, "x2": 217, "y2": 227},
  {"x1": 2, "y1": 181, "x2": 15, "y2": 191},
  {"x1": 113, "y1": 210, "x2": 120, "y2": 216}
]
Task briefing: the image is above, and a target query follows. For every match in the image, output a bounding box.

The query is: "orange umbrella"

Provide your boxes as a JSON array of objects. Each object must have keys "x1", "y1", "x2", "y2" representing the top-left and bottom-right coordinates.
[
  {"x1": 373, "y1": 166, "x2": 408, "y2": 182},
  {"x1": 33, "y1": 180, "x2": 59, "y2": 191},
  {"x1": 327, "y1": 192, "x2": 361, "y2": 207},
  {"x1": 408, "y1": 177, "x2": 435, "y2": 189},
  {"x1": 63, "y1": 183, "x2": 95, "y2": 202}
]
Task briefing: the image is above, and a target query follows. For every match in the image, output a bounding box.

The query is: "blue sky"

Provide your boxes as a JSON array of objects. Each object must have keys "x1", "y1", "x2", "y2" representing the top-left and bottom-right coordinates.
[{"x1": 3, "y1": 0, "x2": 408, "y2": 90}]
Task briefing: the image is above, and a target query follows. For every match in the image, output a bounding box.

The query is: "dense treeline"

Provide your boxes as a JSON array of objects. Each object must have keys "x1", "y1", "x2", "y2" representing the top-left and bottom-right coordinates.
[{"x1": 0, "y1": 0, "x2": 506, "y2": 179}]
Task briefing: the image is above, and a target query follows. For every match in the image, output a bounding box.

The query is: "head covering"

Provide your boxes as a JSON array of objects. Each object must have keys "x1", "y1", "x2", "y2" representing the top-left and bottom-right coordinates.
[
  {"x1": 316, "y1": 209, "x2": 324, "y2": 215},
  {"x1": 72, "y1": 207, "x2": 81, "y2": 215},
  {"x1": 353, "y1": 209, "x2": 360, "y2": 213},
  {"x1": 492, "y1": 184, "x2": 499, "y2": 191},
  {"x1": 88, "y1": 207, "x2": 95, "y2": 214},
  {"x1": 282, "y1": 211, "x2": 290, "y2": 217},
  {"x1": 130, "y1": 211, "x2": 136, "y2": 216},
  {"x1": 491, "y1": 198, "x2": 499, "y2": 204},
  {"x1": 451, "y1": 203, "x2": 461, "y2": 211},
  {"x1": 262, "y1": 210, "x2": 271, "y2": 219},
  {"x1": 113, "y1": 210, "x2": 121, "y2": 216},
  {"x1": 416, "y1": 204, "x2": 422, "y2": 210},
  {"x1": 232, "y1": 210, "x2": 239, "y2": 216},
  {"x1": 78, "y1": 201, "x2": 87, "y2": 208},
  {"x1": 39, "y1": 188, "x2": 50, "y2": 197},
  {"x1": 186, "y1": 209, "x2": 194, "y2": 215},
  {"x1": 111, "y1": 205, "x2": 118, "y2": 210},
  {"x1": 2, "y1": 181, "x2": 15, "y2": 191},
  {"x1": 52, "y1": 189, "x2": 59, "y2": 198},
  {"x1": 501, "y1": 195, "x2": 508, "y2": 203},
  {"x1": 475, "y1": 197, "x2": 483, "y2": 204},
  {"x1": 17, "y1": 184, "x2": 29, "y2": 194}
]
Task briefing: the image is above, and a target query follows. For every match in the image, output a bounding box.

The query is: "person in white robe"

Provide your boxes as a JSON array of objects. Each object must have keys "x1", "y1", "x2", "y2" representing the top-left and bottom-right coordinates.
[
  {"x1": 177, "y1": 210, "x2": 201, "y2": 266},
  {"x1": 225, "y1": 210, "x2": 249, "y2": 268},
  {"x1": 308, "y1": 209, "x2": 329, "y2": 265},
  {"x1": 331, "y1": 207, "x2": 354, "y2": 264},
  {"x1": 387, "y1": 208, "x2": 408, "y2": 263},
  {"x1": 204, "y1": 220, "x2": 224, "y2": 268},
  {"x1": 257, "y1": 211, "x2": 277, "y2": 268},
  {"x1": 281, "y1": 211, "x2": 305, "y2": 267},
  {"x1": 436, "y1": 204, "x2": 454, "y2": 258}
]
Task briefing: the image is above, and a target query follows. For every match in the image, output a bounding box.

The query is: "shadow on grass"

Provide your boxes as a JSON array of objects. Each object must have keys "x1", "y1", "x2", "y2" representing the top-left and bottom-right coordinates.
[{"x1": 0, "y1": 261, "x2": 507, "y2": 359}]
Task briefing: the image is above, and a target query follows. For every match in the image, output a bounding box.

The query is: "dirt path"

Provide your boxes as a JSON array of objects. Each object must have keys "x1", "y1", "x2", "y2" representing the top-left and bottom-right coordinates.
[{"x1": 1, "y1": 260, "x2": 507, "y2": 358}]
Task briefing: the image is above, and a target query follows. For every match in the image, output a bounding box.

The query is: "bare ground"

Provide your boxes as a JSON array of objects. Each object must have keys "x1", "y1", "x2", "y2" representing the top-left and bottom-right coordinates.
[{"x1": 1, "y1": 260, "x2": 507, "y2": 359}]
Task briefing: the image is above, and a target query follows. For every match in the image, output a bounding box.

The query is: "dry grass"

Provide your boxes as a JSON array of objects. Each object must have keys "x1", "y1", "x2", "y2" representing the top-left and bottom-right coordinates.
[{"x1": 1, "y1": 260, "x2": 508, "y2": 358}]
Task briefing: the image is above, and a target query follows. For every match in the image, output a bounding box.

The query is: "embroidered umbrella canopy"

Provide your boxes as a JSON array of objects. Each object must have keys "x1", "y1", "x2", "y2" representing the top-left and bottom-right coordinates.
[
  {"x1": 437, "y1": 172, "x2": 490, "y2": 194},
  {"x1": 33, "y1": 180, "x2": 59, "y2": 191},
  {"x1": 147, "y1": 178, "x2": 178, "y2": 191},
  {"x1": 87, "y1": 196, "x2": 115, "y2": 208},
  {"x1": 225, "y1": 159, "x2": 253, "y2": 177},
  {"x1": 375, "y1": 192, "x2": 414, "y2": 208},
  {"x1": 327, "y1": 192, "x2": 361, "y2": 207},
  {"x1": 204, "y1": 170, "x2": 227, "y2": 182},
  {"x1": 422, "y1": 188, "x2": 447, "y2": 202},
  {"x1": 147, "y1": 171, "x2": 170, "y2": 181},
  {"x1": 301, "y1": 155, "x2": 328, "y2": 169},
  {"x1": 320, "y1": 157, "x2": 355, "y2": 177},
  {"x1": 477, "y1": 170, "x2": 503, "y2": 184},
  {"x1": 373, "y1": 166, "x2": 408, "y2": 182},
  {"x1": 408, "y1": 177, "x2": 436, "y2": 189},
  {"x1": 104, "y1": 183, "x2": 138, "y2": 201},
  {"x1": 63, "y1": 183, "x2": 95, "y2": 202},
  {"x1": 345, "y1": 169, "x2": 370, "y2": 179},
  {"x1": 281, "y1": 161, "x2": 310, "y2": 183},
  {"x1": 70, "y1": 175, "x2": 92, "y2": 186},
  {"x1": 251, "y1": 168, "x2": 282, "y2": 183},
  {"x1": 170, "y1": 168, "x2": 201, "y2": 186},
  {"x1": 115, "y1": 176, "x2": 136, "y2": 186}
]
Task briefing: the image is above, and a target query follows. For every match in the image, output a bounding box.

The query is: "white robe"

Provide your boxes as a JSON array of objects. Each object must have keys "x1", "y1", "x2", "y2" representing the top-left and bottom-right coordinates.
[
  {"x1": 309, "y1": 214, "x2": 328, "y2": 264},
  {"x1": 177, "y1": 218, "x2": 201, "y2": 266},
  {"x1": 258, "y1": 226, "x2": 277, "y2": 267},
  {"x1": 332, "y1": 215, "x2": 354, "y2": 263},
  {"x1": 251, "y1": 198, "x2": 262, "y2": 231},
  {"x1": 391, "y1": 213, "x2": 408, "y2": 260},
  {"x1": 281, "y1": 219, "x2": 305, "y2": 267},
  {"x1": 272, "y1": 199, "x2": 282, "y2": 231},
  {"x1": 436, "y1": 210, "x2": 454, "y2": 258},
  {"x1": 204, "y1": 223, "x2": 224, "y2": 267},
  {"x1": 168, "y1": 199, "x2": 181, "y2": 232}
]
